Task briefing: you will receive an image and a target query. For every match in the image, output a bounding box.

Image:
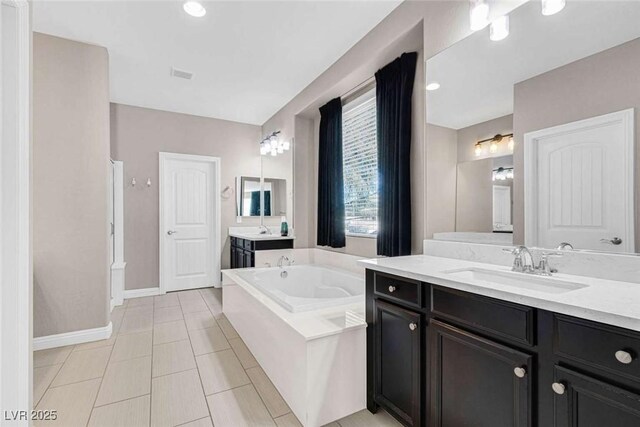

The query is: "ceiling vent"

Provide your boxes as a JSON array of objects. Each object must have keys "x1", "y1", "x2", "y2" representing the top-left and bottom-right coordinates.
[{"x1": 170, "y1": 67, "x2": 193, "y2": 80}]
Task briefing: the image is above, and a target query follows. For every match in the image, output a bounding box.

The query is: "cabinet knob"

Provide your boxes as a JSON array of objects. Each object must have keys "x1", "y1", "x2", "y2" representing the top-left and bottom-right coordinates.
[
  {"x1": 513, "y1": 367, "x2": 527, "y2": 378},
  {"x1": 409, "y1": 322, "x2": 417, "y2": 331},
  {"x1": 388, "y1": 285, "x2": 396, "y2": 293},
  {"x1": 552, "y1": 382, "x2": 566, "y2": 395},
  {"x1": 615, "y1": 350, "x2": 634, "y2": 365}
]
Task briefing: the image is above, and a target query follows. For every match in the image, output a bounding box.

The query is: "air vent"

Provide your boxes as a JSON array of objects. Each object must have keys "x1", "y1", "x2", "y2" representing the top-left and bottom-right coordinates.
[{"x1": 170, "y1": 67, "x2": 193, "y2": 80}]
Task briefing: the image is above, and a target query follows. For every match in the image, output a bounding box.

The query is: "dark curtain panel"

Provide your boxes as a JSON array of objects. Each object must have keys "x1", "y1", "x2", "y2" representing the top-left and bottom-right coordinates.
[
  {"x1": 263, "y1": 191, "x2": 271, "y2": 216},
  {"x1": 376, "y1": 52, "x2": 418, "y2": 257},
  {"x1": 317, "y1": 97, "x2": 346, "y2": 248},
  {"x1": 250, "y1": 191, "x2": 260, "y2": 216}
]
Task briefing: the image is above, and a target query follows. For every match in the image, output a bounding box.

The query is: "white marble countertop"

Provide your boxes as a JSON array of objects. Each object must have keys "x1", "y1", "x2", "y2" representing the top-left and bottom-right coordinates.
[
  {"x1": 229, "y1": 226, "x2": 295, "y2": 241},
  {"x1": 222, "y1": 267, "x2": 366, "y2": 341},
  {"x1": 358, "y1": 255, "x2": 640, "y2": 332}
]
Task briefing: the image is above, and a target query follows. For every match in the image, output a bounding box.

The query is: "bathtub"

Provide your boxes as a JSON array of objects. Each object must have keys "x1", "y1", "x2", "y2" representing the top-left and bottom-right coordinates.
[
  {"x1": 234, "y1": 265, "x2": 363, "y2": 312},
  {"x1": 222, "y1": 262, "x2": 366, "y2": 427}
]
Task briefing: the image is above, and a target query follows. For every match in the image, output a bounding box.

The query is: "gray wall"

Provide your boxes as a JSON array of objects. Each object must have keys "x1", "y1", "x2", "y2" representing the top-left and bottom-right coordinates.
[
  {"x1": 456, "y1": 159, "x2": 493, "y2": 232},
  {"x1": 425, "y1": 123, "x2": 457, "y2": 239},
  {"x1": 33, "y1": 33, "x2": 111, "y2": 337},
  {"x1": 110, "y1": 104, "x2": 262, "y2": 290},
  {"x1": 513, "y1": 37, "x2": 640, "y2": 248}
]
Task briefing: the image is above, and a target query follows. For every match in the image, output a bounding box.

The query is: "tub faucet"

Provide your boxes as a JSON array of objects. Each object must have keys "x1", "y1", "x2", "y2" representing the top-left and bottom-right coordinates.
[{"x1": 277, "y1": 256, "x2": 291, "y2": 269}]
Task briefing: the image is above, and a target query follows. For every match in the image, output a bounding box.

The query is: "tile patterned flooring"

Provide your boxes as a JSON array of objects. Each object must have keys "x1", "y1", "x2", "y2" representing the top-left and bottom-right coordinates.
[{"x1": 34, "y1": 288, "x2": 400, "y2": 427}]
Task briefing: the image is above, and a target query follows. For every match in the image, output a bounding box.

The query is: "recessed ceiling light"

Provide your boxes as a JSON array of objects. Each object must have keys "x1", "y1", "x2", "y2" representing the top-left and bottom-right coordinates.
[
  {"x1": 183, "y1": 1, "x2": 206, "y2": 18},
  {"x1": 426, "y1": 82, "x2": 441, "y2": 91}
]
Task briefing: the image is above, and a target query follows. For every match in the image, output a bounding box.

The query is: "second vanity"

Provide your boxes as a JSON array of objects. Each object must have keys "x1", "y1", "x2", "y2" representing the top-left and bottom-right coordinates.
[{"x1": 360, "y1": 254, "x2": 640, "y2": 427}]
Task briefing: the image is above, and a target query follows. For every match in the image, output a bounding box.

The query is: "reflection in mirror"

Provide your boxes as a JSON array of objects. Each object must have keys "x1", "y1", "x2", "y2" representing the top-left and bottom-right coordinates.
[
  {"x1": 426, "y1": 0, "x2": 640, "y2": 254},
  {"x1": 236, "y1": 176, "x2": 288, "y2": 217}
]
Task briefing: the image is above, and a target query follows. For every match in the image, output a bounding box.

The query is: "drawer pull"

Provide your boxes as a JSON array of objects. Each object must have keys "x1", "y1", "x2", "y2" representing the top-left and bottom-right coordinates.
[
  {"x1": 388, "y1": 285, "x2": 396, "y2": 293},
  {"x1": 513, "y1": 367, "x2": 526, "y2": 378},
  {"x1": 615, "y1": 350, "x2": 634, "y2": 365},
  {"x1": 409, "y1": 322, "x2": 417, "y2": 331},
  {"x1": 552, "y1": 382, "x2": 566, "y2": 395}
]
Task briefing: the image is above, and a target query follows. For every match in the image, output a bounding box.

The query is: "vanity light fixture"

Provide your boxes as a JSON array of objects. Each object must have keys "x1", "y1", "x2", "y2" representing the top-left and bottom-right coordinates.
[
  {"x1": 183, "y1": 1, "x2": 206, "y2": 17},
  {"x1": 541, "y1": 0, "x2": 566, "y2": 16},
  {"x1": 469, "y1": 0, "x2": 490, "y2": 31},
  {"x1": 474, "y1": 133, "x2": 513, "y2": 157},
  {"x1": 259, "y1": 130, "x2": 290, "y2": 157},
  {"x1": 426, "y1": 82, "x2": 441, "y2": 91},
  {"x1": 492, "y1": 167, "x2": 514, "y2": 181},
  {"x1": 490, "y1": 16, "x2": 509, "y2": 41}
]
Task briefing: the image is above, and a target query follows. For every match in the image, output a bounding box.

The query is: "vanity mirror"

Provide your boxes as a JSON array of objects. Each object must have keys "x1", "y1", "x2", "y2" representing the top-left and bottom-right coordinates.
[
  {"x1": 236, "y1": 176, "x2": 288, "y2": 217},
  {"x1": 426, "y1": 0, "x2": 640, "y2": 254}
]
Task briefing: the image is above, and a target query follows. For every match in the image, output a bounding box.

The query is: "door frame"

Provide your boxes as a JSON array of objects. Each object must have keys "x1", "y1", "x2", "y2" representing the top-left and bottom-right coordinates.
[
  {"x1": 110, "y1": 160, "x2": 125, "y2": 309},
  {"x1": 524, "y1": 109, "x2": 635, "y2": 251},
  {"x1": 0, "y1": 0, "x2": 32, "y2": 418},
  {"x1": 159, "y1": 152, "x2": 221, "y2": 294}
]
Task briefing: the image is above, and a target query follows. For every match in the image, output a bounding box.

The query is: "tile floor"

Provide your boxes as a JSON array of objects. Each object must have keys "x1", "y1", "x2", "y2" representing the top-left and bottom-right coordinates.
[{"x1": 34, "y1": 288, "x2": 400, "y2": 427}]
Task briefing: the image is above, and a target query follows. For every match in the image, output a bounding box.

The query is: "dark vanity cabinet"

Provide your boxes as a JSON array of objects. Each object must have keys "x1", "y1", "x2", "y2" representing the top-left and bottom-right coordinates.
[
  {"x1": 365, "y1": 269, "x2": 640, "y2": 427},
  {"x1": 229, "y1": 236, "x2": 293, "y2": 269}
]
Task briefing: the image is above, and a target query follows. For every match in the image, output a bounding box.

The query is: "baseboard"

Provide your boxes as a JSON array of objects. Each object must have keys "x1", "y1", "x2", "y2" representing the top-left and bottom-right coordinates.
[
  {"x1": 34, "y1": 322, "x2": 113, "y2": 351},
  {"x1": 123, "y1": 287, "x2": 163, "y2": 299}
]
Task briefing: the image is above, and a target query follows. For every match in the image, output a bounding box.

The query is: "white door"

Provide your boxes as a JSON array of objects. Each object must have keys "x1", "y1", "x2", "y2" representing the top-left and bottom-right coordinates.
[
  {"x1": 160, "y1": 153, "x2": 220, "y2": 292},
  {"x1": 525, "y1": 109, "x2": 635, "y2": 253},
  {"x1": 492, "y1": 185, "x2": 511, "y2": 231}
]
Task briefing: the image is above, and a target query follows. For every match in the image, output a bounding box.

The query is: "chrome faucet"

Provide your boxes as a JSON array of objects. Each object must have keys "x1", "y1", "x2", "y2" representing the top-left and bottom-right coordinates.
[
  {"x1": 277, "y1": 256, "x2": 291, "y2": 278},
  {"x1": 504, "y1": 246, "x2": 563, "y2": 276},
  {"x1": 258, "y1": 225, "x2": 272, "y2": 235},
  {"x1": 504, "y1": 246, "x2": 535, "y2": 273},
  {"x1": 556, "y1": 242, "x2": 574, "y2": 251}
]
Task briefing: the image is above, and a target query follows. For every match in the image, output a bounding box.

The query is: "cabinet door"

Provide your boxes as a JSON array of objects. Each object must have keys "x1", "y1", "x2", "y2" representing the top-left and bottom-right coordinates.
[
  {"x1": 553, "y1": 366, "x2": 640, "y2": 427},
  {"x1": 430, "y1": 320, "x2": 532, "y2": 427},
  {"x1": 374, "y1": 299, "x2": 422, "y2": 427},
  {"x1": 234, "y1": 247, "x2": 244, "y2": 269},
  {"x1": 243, "y1": 250, "x2": 254, "y2": 268},
  {"x1": 230, "y1": 245, "x2": 236, "y2": 269}
]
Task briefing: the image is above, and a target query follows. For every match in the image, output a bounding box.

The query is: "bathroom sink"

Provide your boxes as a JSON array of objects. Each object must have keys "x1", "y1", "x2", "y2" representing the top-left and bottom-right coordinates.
[{"x1": 443, "y1": 268, "x2": 588, "y2": 294}]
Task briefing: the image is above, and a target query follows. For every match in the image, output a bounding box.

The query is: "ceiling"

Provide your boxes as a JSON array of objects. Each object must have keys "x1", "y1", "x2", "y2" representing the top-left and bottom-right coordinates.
[
  {"x1": 33, "y1": 0, "x2": 402, "y2": 125},
  {"x1": 426, "y1": 0, "x2": 640, "y2": 130}
]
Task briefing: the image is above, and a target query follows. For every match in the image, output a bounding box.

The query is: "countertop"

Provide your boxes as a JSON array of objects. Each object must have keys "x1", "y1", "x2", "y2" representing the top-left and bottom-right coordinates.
[
  {"x1": 229, "y1": 226, "x2": 295, "y2": 241},
  {"x1": 358, "y1": 255, "x2": 640, "y2": 332}
]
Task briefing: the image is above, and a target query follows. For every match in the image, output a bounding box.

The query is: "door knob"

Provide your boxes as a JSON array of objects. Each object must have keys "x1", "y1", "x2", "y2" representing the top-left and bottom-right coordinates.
[
  {"x1": 388, "y1": 285, "x2": 396, "y2": 293},
  {"x1": 600, "y1": 237, "x2": 622, "y2": 245},
  {"x1": 552, "y1": 382, "x2": 566, "y2": 395},
  {"x1": 513, "y1": 367, "x2": 527, "y2": 378},
  {"x1": 409, "y1": 322, "x2": 417, "y2": 331},
  {"x1": 615, "y1": 350, "x2": 634, "y2": 364},
  {"x1": 167, "y1": 230, "x2": 178, "y2": 235}
]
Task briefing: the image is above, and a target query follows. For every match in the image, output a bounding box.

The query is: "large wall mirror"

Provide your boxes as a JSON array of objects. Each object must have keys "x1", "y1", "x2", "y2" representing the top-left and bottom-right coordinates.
[
  {"x1": 235, "y1": 135, "x2": 293, "y2": 223},
  {"x1": 426, "y1": 0, "x2": 640, "y2": 254}
]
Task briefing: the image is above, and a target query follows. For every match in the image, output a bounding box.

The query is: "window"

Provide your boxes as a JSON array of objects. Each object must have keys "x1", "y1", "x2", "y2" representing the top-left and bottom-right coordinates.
[{"x1": 342, "y1": 89, "x2": 378, "y2": 236}]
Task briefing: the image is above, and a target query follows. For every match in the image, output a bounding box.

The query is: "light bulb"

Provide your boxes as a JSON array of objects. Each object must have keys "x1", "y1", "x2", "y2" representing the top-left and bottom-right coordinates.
[
  {"x1": 541, "y1": 0, "x2": 565, "y2": 16},
  {"x1": 277, "y1": 145, "x2": 284, "y2": 154},
  {"x1": 283, "y1": 140, "x2": 291, "y2": 150},
  {"x1": 475, "y1": 143, "x2": 483, "y2": 157},
  {"x1": 263, "y1": 140, "x2": 271, "y2": 151},
  {"x1": 508, "y1": 136, "x2": 514, "y2": 151},
  {"x1": 183, "y1": 1, "x2": 206, "y2": 18},
  {"x1": 469, "y1": 0, "x2": 489, "y2": 31},
  {"x1": 489, "y1": 140, "x2": 498, "y2": 153},
  {"x1": 260, "y1": 145, "x2": 269, "y2": 155},
  {"x1": 270, "y1": 148, "x2": 277, "y2": 156},
  {"x1": 490, "y1": 16, "x2": 509, "y2": 41}
]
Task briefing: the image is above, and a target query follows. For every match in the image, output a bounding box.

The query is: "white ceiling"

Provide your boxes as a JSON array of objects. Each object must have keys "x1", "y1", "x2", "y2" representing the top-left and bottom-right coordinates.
[
  {"x1": 427, "y1": 0, "x2": 640, "y2": 130},
  {"x1": 33, "y1": 0, "x2": 402, "y2": 125}
]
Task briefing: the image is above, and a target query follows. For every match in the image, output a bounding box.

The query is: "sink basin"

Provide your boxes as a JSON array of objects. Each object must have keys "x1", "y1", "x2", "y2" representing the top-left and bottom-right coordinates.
[{"x1": 443, "y1": 268, "x2": 589, "y2": 294}]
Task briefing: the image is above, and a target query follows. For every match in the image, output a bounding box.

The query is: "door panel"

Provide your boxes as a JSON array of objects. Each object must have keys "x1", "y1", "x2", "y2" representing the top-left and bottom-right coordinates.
[
  {"x1": 162, "y1": 156, "x2": 218, "y2": 291},
  {"x1": 430, "y1": 320, "x2": 532, "y2": 427},
  {"x1": 553, "y1": 366, "x2": 640, "y2": 427},
  {"x1": 526, "y1": 109, "x2": 634, "y2": 252}
]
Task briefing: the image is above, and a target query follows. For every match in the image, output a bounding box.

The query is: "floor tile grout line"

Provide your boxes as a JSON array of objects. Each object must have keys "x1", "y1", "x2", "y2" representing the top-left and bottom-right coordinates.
[
  {"x1": 85, "y1": 330, "x2": 117, "y2": 427},
  {"x1": 91, "y1": 392, "x2": 151, "y2": 410}
]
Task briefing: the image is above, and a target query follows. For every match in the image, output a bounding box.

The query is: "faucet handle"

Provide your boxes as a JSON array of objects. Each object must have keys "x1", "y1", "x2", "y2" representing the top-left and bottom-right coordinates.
[
  {"x1": 541, "y1": 251, "x2": 563, "y2": 258},
  {"x1": 502, "y1": 247, "x2": 518, "y2": 254}
]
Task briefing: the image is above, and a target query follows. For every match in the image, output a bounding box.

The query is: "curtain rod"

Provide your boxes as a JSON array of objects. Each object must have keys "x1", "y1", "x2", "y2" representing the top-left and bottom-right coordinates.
[{"x1": 340, "y1": 76, "x2": 375, "y2": 103}]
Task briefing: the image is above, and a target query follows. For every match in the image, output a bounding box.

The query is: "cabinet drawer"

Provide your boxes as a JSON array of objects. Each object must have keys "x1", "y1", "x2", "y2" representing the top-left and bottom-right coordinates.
[
  {"x1": 431, "y1": 286, "x2": 535, "y2": 346},
  {"x1": 554, "y1": 315, "x2": 640, "y2": 382},
  {"x1": 374, "y1": 272, "x2": 422, "y2": 309}
]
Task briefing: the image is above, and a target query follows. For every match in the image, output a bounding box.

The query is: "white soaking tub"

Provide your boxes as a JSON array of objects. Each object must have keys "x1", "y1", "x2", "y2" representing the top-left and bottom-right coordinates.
[
  {"x1": 222, "y1": 263, "x2": 366, "y2": 427},
  {"x1": 234, "y1": 265, "x2": 363, "y2": 312}
]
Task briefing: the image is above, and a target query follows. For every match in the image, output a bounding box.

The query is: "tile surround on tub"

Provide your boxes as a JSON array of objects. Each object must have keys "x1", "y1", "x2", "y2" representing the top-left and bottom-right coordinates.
[
  {"x1": 254, "y1": 248, "x2": 365, "y2": 275},
  {"x1": 423, "y1": 239, "x2": 640, "y2": 284}
]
